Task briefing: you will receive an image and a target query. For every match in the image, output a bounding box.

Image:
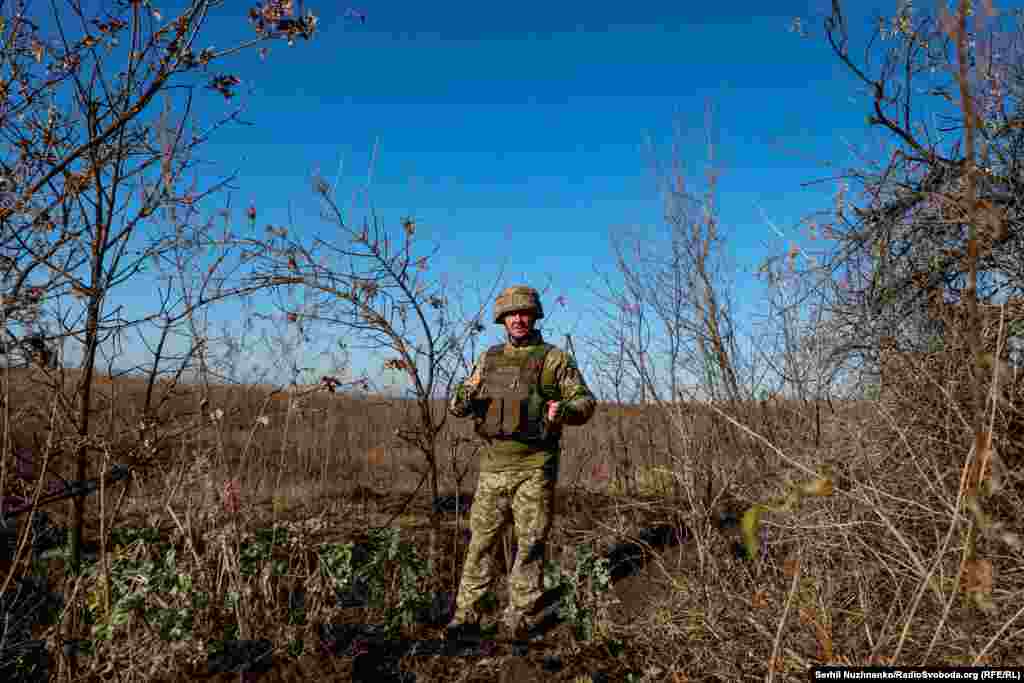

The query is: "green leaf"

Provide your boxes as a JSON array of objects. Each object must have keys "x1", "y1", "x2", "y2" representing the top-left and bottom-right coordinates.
[
  {"x1": 92, "y1": 623, "x2": 114, "y2": 641},
  {"x1": 741, "y1": 505, "x2": 765, "y2": 560}
]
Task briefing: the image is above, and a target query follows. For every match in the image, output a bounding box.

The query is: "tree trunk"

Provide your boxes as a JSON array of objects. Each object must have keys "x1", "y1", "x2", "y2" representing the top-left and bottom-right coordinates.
[
  {"x1": 428, "y1": 447, "x2": 441, "y2": 571},
  {"x1": 63, "y1": 295, "x2": 101, "y2": 677}
]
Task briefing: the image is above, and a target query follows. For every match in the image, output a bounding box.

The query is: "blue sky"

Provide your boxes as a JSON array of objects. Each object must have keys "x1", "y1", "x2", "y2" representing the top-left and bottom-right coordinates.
[{"x1": 72, "y1": 0, "x2": 977, "y2": 395}]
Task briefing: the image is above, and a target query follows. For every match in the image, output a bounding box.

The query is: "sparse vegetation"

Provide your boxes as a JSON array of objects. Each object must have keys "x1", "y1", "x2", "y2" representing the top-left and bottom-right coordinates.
[{"x1": 1, "y1": 1, "x2": 1023, "y2": 681}]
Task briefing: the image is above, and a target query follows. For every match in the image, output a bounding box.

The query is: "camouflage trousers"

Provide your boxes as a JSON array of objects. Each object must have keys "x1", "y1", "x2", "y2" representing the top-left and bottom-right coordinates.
[{"x1": 453, "y1": 461, "x2": 557, "y2": 622}]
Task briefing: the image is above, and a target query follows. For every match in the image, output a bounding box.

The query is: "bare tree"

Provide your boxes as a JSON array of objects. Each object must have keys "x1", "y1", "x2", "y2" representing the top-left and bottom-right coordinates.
[
  {"x1": 0, "y1": 3, "x2": 340, "y2": 673},
  {"x1": 242, "y1": 163, "x2": 504, "y2": 562},
  {"x1": 811, "y1": 1, "x2": 1024, "y2": 371},
  {"x1": 586, "y1": 110, "x2": 764, "y2": 571},
  {"x1": 785, "y1": 0, "x2": 1024, "y2": 621},
  {"x1": 750, "y1": 233, "x2": 844, "y2": 451}
]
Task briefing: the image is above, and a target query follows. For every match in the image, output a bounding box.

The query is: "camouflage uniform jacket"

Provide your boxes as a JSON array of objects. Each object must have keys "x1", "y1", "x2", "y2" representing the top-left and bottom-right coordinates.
[{"x1": 449, "y1": 330, "x2": 596, "y2": 472}]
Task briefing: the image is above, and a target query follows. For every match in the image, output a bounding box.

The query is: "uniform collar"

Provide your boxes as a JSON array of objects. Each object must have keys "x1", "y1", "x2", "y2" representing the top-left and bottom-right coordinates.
[{"x1": 506, "y1": 329, "x2": 544, "y2": 348}]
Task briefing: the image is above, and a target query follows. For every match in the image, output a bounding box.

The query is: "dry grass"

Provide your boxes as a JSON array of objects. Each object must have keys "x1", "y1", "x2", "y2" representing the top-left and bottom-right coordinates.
[{"x1": 1, "y1": 366, "x2": 1022, "y2": 681}]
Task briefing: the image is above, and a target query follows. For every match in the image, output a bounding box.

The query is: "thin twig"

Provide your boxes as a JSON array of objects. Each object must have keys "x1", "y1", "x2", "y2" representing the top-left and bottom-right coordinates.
[
  {"x1": 767, "y1": 550, "x2": 802, "y2": 683},
  {"x1": 973, "y1": 599, "x2": 1024, "y2": 665},
  {"x1": 705, "y1": 402, "x2": 819, "y2": 481}
]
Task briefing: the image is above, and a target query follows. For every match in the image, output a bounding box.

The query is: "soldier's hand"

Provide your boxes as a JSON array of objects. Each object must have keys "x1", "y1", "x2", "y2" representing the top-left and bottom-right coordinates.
[{"x1": 547, "y1": 401, "x2": 562, "y2": 424}]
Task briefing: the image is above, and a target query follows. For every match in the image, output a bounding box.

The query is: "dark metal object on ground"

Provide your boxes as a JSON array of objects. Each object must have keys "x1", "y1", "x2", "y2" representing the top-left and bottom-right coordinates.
[
  {"x1": 1, "y1": 463, "x2": 130, "y2": 523},
  {"x1": 606, "y1": 524, "x2": 688, "y2": 581}
]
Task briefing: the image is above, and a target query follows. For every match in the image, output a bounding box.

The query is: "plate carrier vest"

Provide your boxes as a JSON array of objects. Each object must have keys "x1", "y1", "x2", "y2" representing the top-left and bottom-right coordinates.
[{"x1": 474, "y1": 341, "x2": 557, "y2": 444}]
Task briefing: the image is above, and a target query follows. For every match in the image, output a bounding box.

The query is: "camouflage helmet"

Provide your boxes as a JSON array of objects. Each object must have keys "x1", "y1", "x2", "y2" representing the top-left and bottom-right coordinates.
[{"x1": 493, "y1": 285, "x2": 544, "y2": 324}]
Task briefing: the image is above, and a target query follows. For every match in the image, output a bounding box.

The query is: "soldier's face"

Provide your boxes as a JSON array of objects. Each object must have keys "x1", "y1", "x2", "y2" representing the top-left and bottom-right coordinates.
[{"x1": 503, "y1": 310, "x2": 535, "y2": 341}]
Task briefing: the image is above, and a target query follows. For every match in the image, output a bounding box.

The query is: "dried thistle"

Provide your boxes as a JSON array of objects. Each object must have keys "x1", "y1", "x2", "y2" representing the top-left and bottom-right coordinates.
[
  {"x1": 221, "y1": 478, "x2": 242, "y2": 514},
  {"x1": 208, "y1": 74, "x2": 241, "y2": 100},
  {"x1": 261, "y1": 0, "x2": 294, "y2": 23}
]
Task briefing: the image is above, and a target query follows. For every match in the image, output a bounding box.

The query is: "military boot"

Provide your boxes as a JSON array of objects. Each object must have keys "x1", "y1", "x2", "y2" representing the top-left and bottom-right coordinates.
[
  {"x1": 445, "y1": 615, "x2": 480, "y2": 641},
  {"x1": 445, "y1": 608, "x2": 498, "y2": 641}
]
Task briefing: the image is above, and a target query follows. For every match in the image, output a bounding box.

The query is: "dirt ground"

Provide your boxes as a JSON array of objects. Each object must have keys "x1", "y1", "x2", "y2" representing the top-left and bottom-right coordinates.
[{"x1": 122, "y1": 483, "x2": 696, "y2": 683}]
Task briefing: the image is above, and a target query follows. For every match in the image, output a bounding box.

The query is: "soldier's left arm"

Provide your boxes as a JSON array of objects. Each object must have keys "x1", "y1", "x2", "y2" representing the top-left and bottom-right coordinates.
[{"x1": 548, "y1": 349, "x2": 596, "y2": 426}]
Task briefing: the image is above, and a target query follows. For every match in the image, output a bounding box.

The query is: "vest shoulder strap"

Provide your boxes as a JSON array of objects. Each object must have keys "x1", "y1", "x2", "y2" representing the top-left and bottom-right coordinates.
[
  {"x1": 534, "y1": 343, "x2": 555, "y2": 386},
  {"x1": 535, "y1": 343, "x2": 555, "y2": 364}
]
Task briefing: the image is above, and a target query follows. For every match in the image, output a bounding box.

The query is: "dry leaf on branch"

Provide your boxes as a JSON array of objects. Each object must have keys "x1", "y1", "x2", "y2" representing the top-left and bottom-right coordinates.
[{"x1": 962, "y1": 558, "x2": 995, "y2": 612}]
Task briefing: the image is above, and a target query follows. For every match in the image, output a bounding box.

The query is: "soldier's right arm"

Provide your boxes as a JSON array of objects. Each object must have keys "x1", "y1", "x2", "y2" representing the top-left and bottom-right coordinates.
[{"x1": 448, "y1": 358, "x2": 484, "y2": 418}]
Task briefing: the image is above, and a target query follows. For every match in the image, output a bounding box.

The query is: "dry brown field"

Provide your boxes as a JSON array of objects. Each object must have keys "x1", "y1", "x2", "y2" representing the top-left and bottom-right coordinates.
[{"x1": 1, "y1": 367, "x2": 1022, "y2": 681}]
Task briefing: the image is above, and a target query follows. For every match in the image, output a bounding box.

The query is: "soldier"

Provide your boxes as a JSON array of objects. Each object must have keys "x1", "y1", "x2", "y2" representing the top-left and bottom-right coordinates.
[{"x1": 446, "y1": 285, "x2": 596, "y2": 641}]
